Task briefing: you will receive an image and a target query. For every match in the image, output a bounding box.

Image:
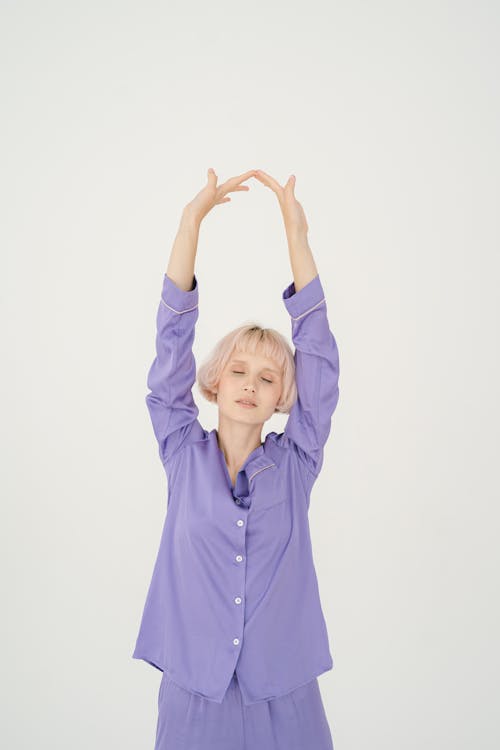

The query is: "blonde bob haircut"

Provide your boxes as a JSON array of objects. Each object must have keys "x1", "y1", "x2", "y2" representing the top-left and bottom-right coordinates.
[{"x1": 197, "y1": 323, "x2": 297, "y2": 414}]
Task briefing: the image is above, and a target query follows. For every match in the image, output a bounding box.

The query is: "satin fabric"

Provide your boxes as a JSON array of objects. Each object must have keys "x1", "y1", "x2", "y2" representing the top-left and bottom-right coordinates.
[{"x1": 133, "y1": 272, "x2": 341, "y2": 705}]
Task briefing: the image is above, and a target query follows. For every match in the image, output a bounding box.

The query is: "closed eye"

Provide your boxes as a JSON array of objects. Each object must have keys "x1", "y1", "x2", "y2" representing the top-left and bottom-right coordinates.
[{"x1": 232, "y1": 370, "x2": 273, "y2": 384}]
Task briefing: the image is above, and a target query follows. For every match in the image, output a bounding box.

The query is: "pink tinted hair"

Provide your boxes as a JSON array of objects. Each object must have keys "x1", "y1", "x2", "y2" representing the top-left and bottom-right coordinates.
[{"x1": 197, "y1": 323, "x2": 297, "y2": 414}]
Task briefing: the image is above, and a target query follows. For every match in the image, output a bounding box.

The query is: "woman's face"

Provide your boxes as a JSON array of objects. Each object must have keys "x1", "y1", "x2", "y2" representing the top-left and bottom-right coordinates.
[{"x1": 216, "y1": 350, "x2": 283, "y2": 424}]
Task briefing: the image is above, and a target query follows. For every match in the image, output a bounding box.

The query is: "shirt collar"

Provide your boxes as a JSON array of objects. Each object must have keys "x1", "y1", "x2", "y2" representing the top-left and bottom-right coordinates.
[{"x1": 210, "y1": 429, "x2": 282, "y2": 507}]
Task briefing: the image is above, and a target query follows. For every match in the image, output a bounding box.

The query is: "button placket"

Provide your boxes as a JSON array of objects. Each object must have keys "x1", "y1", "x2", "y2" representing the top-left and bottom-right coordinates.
[{"x1": 233, "y1": 517, "x2": 246, "y2": 646}]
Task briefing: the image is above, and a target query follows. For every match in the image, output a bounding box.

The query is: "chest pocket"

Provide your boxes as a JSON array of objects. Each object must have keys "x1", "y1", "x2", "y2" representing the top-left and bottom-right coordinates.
[
  {"x1": 251, "y1": 465, "x2": 289, "y2": 513},
  {"x1": 249, "y1": 470, "x2": 288, "y2": 514}
]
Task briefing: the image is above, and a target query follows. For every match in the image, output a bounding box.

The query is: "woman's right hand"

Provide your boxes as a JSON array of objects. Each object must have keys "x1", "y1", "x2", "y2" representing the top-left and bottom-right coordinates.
[{"x1": 184, "y1": 168, "x2": 257, "y2": 224}]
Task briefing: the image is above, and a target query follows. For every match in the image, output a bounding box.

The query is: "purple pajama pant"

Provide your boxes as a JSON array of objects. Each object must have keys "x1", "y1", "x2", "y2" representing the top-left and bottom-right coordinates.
[{"x1": 154, "y1": 669, "x2": 334, "y2": 750}]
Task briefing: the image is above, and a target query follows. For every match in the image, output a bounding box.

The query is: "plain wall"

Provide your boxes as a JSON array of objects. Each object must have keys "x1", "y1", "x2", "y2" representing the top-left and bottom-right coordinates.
[{"x1": 1, "y1": 1, "x2": 499, "y2": 748}]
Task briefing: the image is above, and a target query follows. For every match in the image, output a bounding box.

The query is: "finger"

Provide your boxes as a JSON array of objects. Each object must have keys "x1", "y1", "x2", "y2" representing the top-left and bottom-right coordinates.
[
  {"x1": 236, "y1": 169, "x2": 258, "y2": 182},
  {"x1": 224, "y1": 170, "x2": 257, "y2": 189},
  {"x1": 207, "y1": 167, "x2": 218, "y2": 186},
  {"x1": 217, "y1": 184, "x2": 251, "y2": 199},
  {"x1": 254, "y1": 169, "x2": 283, "y2": 192}
]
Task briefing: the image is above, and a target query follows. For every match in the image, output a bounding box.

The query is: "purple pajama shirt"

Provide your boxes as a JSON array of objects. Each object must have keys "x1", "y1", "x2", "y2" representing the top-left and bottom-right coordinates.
[{"x1": 133, "y1": 271, "x2": 340, "y2": 747}]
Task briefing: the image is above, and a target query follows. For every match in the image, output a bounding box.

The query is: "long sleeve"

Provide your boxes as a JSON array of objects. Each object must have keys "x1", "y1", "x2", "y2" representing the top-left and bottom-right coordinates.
[
  {"x1": 282, "y1": 273, "x2": 340, "y2": 479},
  {"x1": 145, "y1": 272, "x2": 204, "y2": 465}
]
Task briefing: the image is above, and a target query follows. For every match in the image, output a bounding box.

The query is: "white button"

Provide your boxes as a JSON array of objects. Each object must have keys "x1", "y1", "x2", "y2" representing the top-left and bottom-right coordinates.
[
  {"x1": 233, "y1": 638, "x2": 240, "y2": 645},
  {"x1": 235, "y1": 499, "x2": 241, "y2": 505},
  {"x1": 234, "y1": 596, "x2": 242, "y2": 604},
  {"x1": 236, "y1": 519, "x2": 244, "y2": 527},
  {"x1": 235, "y1": 555, "x2": 243, "y2": 562}
]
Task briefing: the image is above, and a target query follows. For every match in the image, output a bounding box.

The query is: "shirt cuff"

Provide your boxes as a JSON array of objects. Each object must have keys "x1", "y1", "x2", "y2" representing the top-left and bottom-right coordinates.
[
  {"x1": 161, "y1": 273, "x2": 199, "y2": 314},
  {"x1": 282, "y1": 274, "x2": 326, "y2": 321}
]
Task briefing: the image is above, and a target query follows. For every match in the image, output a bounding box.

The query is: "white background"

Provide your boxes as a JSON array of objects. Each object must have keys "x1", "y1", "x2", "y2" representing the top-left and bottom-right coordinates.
[{"x1": 1, "y1": 1, "x2": 499, "y2": 748}]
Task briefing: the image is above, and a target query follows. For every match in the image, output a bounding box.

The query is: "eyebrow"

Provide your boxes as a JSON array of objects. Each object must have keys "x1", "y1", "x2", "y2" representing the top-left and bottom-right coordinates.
[{"x1": 230, "y1": 359, "x2": 281, "y2": 375}]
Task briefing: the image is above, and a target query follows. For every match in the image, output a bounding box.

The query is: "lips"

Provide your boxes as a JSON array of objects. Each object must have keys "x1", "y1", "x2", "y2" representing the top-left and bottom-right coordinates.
[{"x1": 236, "y1": 399, "x2": 257, "y2": 407}]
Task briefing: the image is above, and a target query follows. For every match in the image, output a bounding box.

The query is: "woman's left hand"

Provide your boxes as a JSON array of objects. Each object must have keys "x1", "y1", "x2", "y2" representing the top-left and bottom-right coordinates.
[{"x1": 252, "y1": 170, "x2": 309, "y2": 237}]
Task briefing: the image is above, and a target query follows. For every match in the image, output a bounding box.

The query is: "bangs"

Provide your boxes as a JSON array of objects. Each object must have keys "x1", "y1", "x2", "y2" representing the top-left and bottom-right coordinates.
[{"x1": 231, "y1": 327, "x2": 289, "y2": 374}]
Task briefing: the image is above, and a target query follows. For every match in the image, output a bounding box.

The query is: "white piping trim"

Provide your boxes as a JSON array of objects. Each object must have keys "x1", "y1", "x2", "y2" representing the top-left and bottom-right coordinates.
[
  {"x1": 160, "y1": 298, "x2": 199, "y2": 314},
  {"x1": 248, "y1": 463, "x2": 275, "y2": 481},
  {"x1": 290, "y1": 297, "x2": 326, "y2": 321}
]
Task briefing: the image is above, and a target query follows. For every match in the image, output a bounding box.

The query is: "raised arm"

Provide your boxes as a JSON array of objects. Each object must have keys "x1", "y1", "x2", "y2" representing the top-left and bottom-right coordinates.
[
  {"x1": 145, "y1": 268, "x2": 204, "y2": 464},
  {"x1": 145, "y1": 168, "x2": 257, "y2": 464},
  {"x1": 253, "y1": 169, "x2": 340, "y2": 478}
]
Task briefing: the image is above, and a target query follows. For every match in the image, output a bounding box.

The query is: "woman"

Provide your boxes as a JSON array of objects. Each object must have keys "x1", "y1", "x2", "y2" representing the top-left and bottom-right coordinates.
[{"x1": 132, "y1": 168, "x2": 341, "y2": 749}]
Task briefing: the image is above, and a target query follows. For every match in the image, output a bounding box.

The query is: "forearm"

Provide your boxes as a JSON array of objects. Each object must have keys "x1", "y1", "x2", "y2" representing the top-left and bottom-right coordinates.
[
  {"x1": 286, "y1": 228, "x2": 319, "y2": 294},
  {"x1": 165, "y1": 208, "x2": 201, "y2": 292}
]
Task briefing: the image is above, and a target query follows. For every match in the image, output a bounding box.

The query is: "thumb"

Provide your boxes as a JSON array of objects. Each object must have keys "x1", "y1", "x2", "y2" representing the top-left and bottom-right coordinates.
[{"x1": 207, "y1": 167, "x2": 218, "y2": 186}]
